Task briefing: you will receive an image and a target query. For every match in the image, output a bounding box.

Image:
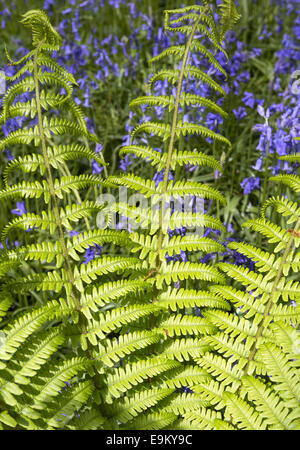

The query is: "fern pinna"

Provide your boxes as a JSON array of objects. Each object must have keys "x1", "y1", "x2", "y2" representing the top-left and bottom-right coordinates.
[{"x1": 189, "y1": 142, "x2": 300, "y2": 430}]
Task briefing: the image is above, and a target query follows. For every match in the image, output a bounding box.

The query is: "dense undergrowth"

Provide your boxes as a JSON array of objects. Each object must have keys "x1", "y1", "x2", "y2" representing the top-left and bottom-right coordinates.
[{"x1": 0, "y1": 0, "x2": 299, "y2": 431}]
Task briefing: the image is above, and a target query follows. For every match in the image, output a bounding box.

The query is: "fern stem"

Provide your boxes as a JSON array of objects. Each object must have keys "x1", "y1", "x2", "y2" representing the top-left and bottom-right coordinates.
[
  {"x1": 238, "y1": 216, "x2": 300, "y2": 389},
  {"x1": 259, "y1": 138, "x2": 270, "y2": 248},
  {"x1": 33, "y1": 45, "x2": 105, "y2": 400},
  {"x1": 33, "y1": 46, "x2": 80, "y2": 311},
  {"x1": 60, "y1": 160, "x2": 92, "y2": 232},
  {"x1": 157, "y1": 5, "x2": 209, "y2": 258},
  {"x1": 33, "y1": 41, "x2": 108, "y2": 402}
]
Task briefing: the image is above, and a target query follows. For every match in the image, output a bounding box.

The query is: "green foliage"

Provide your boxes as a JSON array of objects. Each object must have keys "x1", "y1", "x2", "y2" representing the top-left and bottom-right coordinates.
[
  {"x1": 0, "y1": 8, "x2": 110, "y2": 429},
  {"x1": 89, "y1": 1, "x2": 237, "y2": 430},
  {"x1": 192, "y1": 152, "x2": 300, "y2": 429},
  {"x1": 0, "y1": 3, "x2": 298, "y2": 431}
]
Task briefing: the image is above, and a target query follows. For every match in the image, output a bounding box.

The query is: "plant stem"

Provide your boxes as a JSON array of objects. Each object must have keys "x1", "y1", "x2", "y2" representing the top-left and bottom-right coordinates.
[
  {"x1": 259, "y1": 138, "x2": 270, "y2": 248},
  {"x1": 33, "y1": 47, "x2": 80, "y2": 311},
  {"x1": 156, "y1": 6, "x2": 208, "y2": 260},
  {"x1": 33, "y1": 45, "x2": 105, "y2": 398},
  {"x1": 237, "y1": 216, "x2": 300, "y2": 390}
]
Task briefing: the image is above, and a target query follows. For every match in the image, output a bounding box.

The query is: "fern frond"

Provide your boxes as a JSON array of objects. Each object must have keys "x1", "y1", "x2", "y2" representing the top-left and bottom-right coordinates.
[
  {"x1": 164, "y1": 392, "x2": 209, "y2": 414},
  {"x1": 119, "y1": 145, "x2": 161, "y2": 166},
  {"x1": 0, "y1": 300, "x2": 67, "y2": 361},
  {"x1": 158, "y1": 313, "x2": 217, "y2": 337},
  {"x1": 197, "y1": 352, "x2": 242, "y2": 389},
  {"x1": 163, "y1": 365, "x2": 210, "y2": 389},
  {"x1": 156, "y1": 260, "x2": 226, "y2": 289},
  {"x1": 104, "y1": 356, "x2": 181, "y2": 402},
  {"x1": 149, "y1": 65, "x2": 226, "y2": 96},
  {"x1": 45, "y1": 380, "x2": 95, "y2": 429},
  {"x1": 20, "y1": 9, "x2": 62, "y2": 48},
  {"x1": 158, "y1": 287, "x2": 230, "y2": 312},
  {"x1": 149, "y1": 45, "x2": 186, "y2": 64},
  {"x1": 73, "y1": 256, "x2": 141, "y2": 292},
  {"x1": 131, "y1": 121, "x2": 171, "y2": 142},
  {"x1": 0, "y1": 5, "x2": 240, "y2": 429},
  {"x1": 123, "y1": 411, "x2": 177, "y2": 430},
  {"x1": 166, "y1": 180, "x2": 226, "y2": 204},
  {"x1": 27, "y1": 356, "x2": 89, "y2": 410},
  {"x1": 269, "y1": 174, "x2": 300, "y2": 193},
  {"x1": 80, "y1": 278, "x2": 152, "y2": 318},
  {"x1": 219, "y1": 0, "x2": 241, "y2": 40},
  {"x1": 160, "y1": 338, "x2": 210, "y2": 362},
  {"x1": 82, "y1": 304, "x2": 162, "y2": 347},
  {"x1": 240, "y1": 375, "x2": 295, "y2": 430},
  {"x1": 256, "y1": 343, "x2": 300, "y2": 409},
  {"x1": 106, "y1": 174, "x2": 157, "y2": 197},
  {"x1": 182, "y1": 408, "x2": 222, "y2": 430},
  {"x1": 159, "y1": 149, "x2": 224, "y2": 172},
  {"x1": 106, "y1": 387, "x2": 173, "y2": 424},
  {"x1": 65, "y1": 409, "x2": 105, "y2": 430},
  {"x1": 222, "y1": 391, "x2": 266, "y2": 430},
  {"x1": 175, "y1": 120, "x2": 231, "y2": 147},
  {"x1": 96, "y1": 330, "x2": 163, "y2": 367},
  {"x1": 261, "y1": 196, "x2": 300, "y2": 225}
]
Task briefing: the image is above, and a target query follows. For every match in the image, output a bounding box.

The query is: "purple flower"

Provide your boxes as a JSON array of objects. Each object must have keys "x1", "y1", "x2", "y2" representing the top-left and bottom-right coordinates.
[
  {"x1": 243, "y1": 92, "x2": 256, "y2": 108},
  {"x1": 6, "y1": 150, "x2": 14, "y2": 161},
  {"x1": 120, "y1": 155, "x2": 132, "y2": 172},
  {"x1": 43, "y1": 0, "x2": 55, "y2": 11},
  {"x1": 252, "y1": 158, "x2": 263, "y2": 171},
  {"x1": 240, "y1": 177, "x2": 261, "y2": 195},
  {"x1": 62, "y1": 8, "x2": 72, "y2": 15},
  {"x1": 233, "y1": 106, "x2": 247, "y2": 120},
  {"x1": 153, "y1": 169, "x2": 174, "y2": 189},
  {"x1": 257, "y1": 104, "x2": 270, "y2": 119},
  {"x1": 83, "y1": 245, "x2": 103, "y2": 265},
  {"x1": 69, "y1": 230, "x2": 80, "y2": 239},
  {"x1": 92, "y1": 160, "x2": 104, "y2": 175},
  {"x1": 11, "y1": 201, "x2": 26, "y2": 216}
]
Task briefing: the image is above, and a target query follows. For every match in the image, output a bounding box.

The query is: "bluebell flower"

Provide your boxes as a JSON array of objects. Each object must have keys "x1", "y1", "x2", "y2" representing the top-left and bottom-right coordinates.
[
  {"x1": 252, "y1": 158, "x2": 263, "y2": 171},
  {"x1": 206, "y1": 112, "x2": 223, "y2": 130},
  {"x1": 62, "y1": 8, "x2": 72, "y2": 15},
  {"x1": 242, "y1": 92, "x2": 256, "y2": 108},
  {"x1": 69, "y1": 230, "x2": 80, "y2": 239},
  {"x1": 6, "y1": 150, "x2": 14, "y2": 161},
  {"x1": 257, "y1": 104, "x2": 270, "y2": 119},
  {"x1": 249, "y1": 47, "x2": 263, "y2": 58},
  {"x1": 11, "y1": 201, "x2": 26, "y2": 216},
  {"x1": 109, "y1": 0, "x2": 123, "y2": 7},
  {"x1": 233, "y1": 106, "x2": 247, "y2": 120},
  {"x1": 175, "y1": 385, "x2": 194, "y2": 394},
  {"x1": 43, "y1": 0, "x2": 55, "y2": 13},
  {"x1": 153, "y1": 169, "x2": 174, "y2": 189},
  {"x1": 95, "y1": 143, "x2": 104, "y2": 154},
  {"x1": 0, "y1": 239, "x2": 19, "y2": 250},
  {"x1": 120, "y1": 154, "x2": 132, "y2": 172},
  {"x1": 240, "y1": 177, "x2": 261, "y2": 195},
  {"x1": 92, "y1": 160, "x2": 104, "y2": 175},
  {"x1": 221, "y1": 238, "x2": 256, "y2": 271},
  {"x1": 258, "y1": 25, "x2": 272, "y2": 41},
  {"x1": 83, "y1": 245, "x2": 103, "y2": 265},
  {"x1": 236, "y1": 71, "x2": 250, "y2": 83}
]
